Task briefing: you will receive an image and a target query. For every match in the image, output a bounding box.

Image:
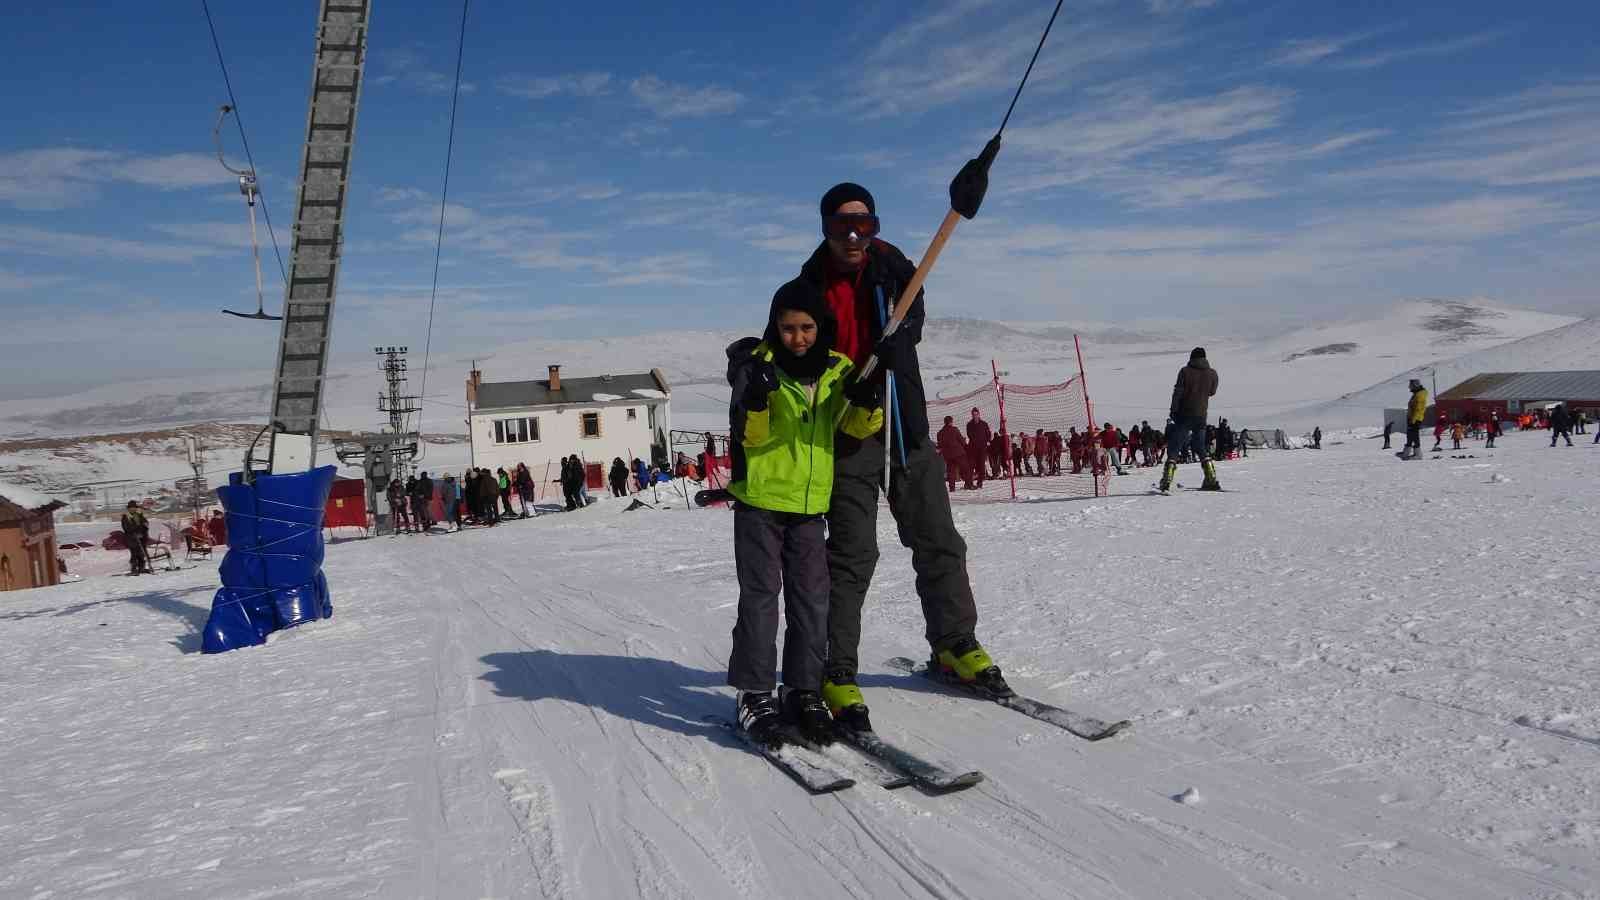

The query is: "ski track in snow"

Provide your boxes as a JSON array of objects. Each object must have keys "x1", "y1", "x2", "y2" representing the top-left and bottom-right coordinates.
[{"x1": 1, "y1": 430, "x2": 1597, "y2": 898}]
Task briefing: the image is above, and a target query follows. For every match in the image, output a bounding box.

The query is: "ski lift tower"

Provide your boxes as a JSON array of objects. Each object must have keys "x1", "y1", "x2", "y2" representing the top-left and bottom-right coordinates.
[
  {"x1": 333, "y1": 346, "x2": 419, "y2": 535},
  {"x1": 203, "y1": 0, "x2": 373, "y2": 654}
]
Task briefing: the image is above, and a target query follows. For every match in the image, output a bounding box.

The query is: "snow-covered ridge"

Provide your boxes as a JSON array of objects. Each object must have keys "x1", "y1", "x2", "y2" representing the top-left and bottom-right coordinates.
[{"x1": 0, "y1": 299, "x2": 1582, "y2": 493}]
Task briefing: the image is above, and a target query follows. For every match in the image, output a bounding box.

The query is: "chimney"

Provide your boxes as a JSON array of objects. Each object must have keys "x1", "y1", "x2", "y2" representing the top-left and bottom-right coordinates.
[
  {"x1": 466, "y1": 367, "x2": 481, "y2": 408},
  {"x1": 548, "y1": 364, "x2": 562, "y2": 393}
]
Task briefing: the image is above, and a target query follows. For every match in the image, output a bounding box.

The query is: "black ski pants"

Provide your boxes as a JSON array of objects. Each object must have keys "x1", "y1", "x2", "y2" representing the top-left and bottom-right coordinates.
[
  {"x1": 1405, "y1": 424, "x2": 1421, "y2": 455},
  {"x1": 1551, "y1": 428, "x2": 1572, "y2": 447},
  {"x1": 727, "y1": 504, "x2": 828, "y2": 693},
  {"x1": 825, "y1": 432, "x2": 979, "y2": 679}
]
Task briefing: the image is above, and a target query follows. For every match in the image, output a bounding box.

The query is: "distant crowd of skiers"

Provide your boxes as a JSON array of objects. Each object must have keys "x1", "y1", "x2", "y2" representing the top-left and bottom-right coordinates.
[
  {"x1": 928, "y1": 408, "x2": 1251, "y2": 491},
  {"x1": 383, "y1": 454, "x2": 678, "y2": 533},
  {"x1": 1392, "y1": 382, "x2": 1591, "y2": 459}
]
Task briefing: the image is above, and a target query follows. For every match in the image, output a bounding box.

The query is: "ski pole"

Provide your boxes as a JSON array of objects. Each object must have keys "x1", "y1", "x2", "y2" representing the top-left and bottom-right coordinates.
[{"x1": 855, "y1": 0, "x2": 1065, "y2": 384}]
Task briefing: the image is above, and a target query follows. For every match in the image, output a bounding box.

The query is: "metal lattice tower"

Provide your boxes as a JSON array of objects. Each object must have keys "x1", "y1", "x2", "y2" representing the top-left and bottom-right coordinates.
[
  {"x1": 376, "y1": 346, "x2": 420, "y2": 436},
  {"x1": 265, "y1": 0, "x2": 373, "y2": 471}
]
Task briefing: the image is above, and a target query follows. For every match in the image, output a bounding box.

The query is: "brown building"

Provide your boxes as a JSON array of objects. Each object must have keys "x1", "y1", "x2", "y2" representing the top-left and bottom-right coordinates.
[
  {"x1": 1435, "y1": 371, "x2": 1600, "y2": 423},
  {"x1": 0, "y1": 493, "x2": 66, "y2": 592}
]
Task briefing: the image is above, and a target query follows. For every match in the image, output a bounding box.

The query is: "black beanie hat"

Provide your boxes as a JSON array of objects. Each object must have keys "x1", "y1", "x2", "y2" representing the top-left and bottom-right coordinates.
[
  {"x1": 820, "y1": 182, "x2": 875, "y2": 216},
  {"x1": 763, "y1": 276, "x2": 836, "y2": 378},
  {"x1": 1190, "y1": 346, "x2": 1207, "y2": 361}
]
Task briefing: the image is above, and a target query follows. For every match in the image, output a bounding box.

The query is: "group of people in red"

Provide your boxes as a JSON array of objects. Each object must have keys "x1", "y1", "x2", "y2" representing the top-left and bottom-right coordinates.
[{"x1": 932, "y1": 409, "x2": 1163, "y2": 491}]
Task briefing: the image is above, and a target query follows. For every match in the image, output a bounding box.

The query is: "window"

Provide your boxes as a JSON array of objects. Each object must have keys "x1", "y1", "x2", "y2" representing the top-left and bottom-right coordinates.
[
  {"x1": 581, "y1": 411, "x2": 601, "y2": 438},
  {"x1": 627, "y1": 408, "x2": 637, "y2": 421},
  {"x1": 492, "y1": 416, "x2": 540, "y2": 444}
]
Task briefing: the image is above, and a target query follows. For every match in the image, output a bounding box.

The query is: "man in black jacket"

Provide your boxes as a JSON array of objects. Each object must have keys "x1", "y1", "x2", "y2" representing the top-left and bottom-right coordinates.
[
  {"x1": 1550, "y1": 404, "x2": 1574, "y2": 447},
  {"x1": 781, "y1": 182, "x2": 1007, "y2": 733},
  {"x1": 1159, "y1": 347, "x2": 1221, "y2": 492}
]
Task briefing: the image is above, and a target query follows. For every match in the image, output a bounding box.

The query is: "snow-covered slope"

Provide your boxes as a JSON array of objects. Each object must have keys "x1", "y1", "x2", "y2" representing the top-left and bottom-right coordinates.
[
  {"x1": 2, "y1": 432, "x2": 1596, "y2": 897},
  {"x1": 1280, "y1": 315, "x2": 1600, "y2": 430}
]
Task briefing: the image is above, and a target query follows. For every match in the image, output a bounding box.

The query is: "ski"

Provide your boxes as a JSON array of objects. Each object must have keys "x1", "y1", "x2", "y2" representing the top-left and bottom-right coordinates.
[
  {"x1": 835, "y1": 727, "x2": 984, "y2": 792},
  {"x1": 705, "y1": 716, "x2": 854, "y2": 793},
  {"x1": 885, "y1": 657, "x2": 1131, "y2": 742},
  {"x1": 777, "y1": 726, "x2": 914, "y2": 790},
  {"x1": 694, "y1": 488, "x2": 733, "y2": 508}
]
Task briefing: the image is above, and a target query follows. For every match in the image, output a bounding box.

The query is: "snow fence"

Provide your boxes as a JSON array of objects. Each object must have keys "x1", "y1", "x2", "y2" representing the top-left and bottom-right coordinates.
[{"x1": 202, "y1": 466, "x2": 336, "y2": 654}]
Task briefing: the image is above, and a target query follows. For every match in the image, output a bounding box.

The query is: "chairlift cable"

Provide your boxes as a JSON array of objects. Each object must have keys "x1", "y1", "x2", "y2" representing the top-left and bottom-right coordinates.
[
  {"x1": 407, "y1": 0, "x2": 472, "y2": 462},
  {"x1": 199, "y1": 0, "x2": 288, "y2": 288}
]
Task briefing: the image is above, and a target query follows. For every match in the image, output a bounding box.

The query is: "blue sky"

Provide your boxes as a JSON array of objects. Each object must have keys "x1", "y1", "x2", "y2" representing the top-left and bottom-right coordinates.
[{"x1": 2, "y1": 0, "x2": 1597, "y2": 397}]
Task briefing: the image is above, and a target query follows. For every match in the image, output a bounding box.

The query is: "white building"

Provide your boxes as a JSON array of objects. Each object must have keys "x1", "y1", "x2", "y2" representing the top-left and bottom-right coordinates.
[{"x1": 466, "y1": 365, "x2": 671, "y2": 486}]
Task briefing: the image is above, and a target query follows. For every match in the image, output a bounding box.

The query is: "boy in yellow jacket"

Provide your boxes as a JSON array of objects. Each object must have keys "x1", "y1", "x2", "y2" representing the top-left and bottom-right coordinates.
[{"x1": 723, "y1": 278, "x2": 881, "y2": 748}]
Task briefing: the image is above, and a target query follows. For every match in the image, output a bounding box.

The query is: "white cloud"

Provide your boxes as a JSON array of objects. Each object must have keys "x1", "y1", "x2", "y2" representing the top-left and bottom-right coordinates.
[
  {"x1": 629, "y1": 75, "x2": 744, "y2": 119},
  {"x1": 0, "y1": 148, "x2": 235, "y2": 210},
  {"x1": 1329, "y1": 82, "x2": 1600, "y2": 189},
  {"x1": 371, "y1": 46, "x2": 476, "y2": 96},
  {"x1": 496, "y1": 72, "x2": 613, "y2": 100},
  {"x1": 1271, "y1": 28, "x2": 1503, "y2": 71},
  {"x1": 0, "y1": 267, "x2": 69, "y2": 292},
  {"x1": 1224, "y1": 129, "x2": 1388, "y2": 167},
  {"x1": 1334, "y1": 31, "x2": 1505, "y2": 70},
  {"x1": 150, "y1": 222, "x2": 256, "y2": 250},
  {"x1": 1146, "y1": 0, "x2": 1220, "y2": 13},
  {"x1": 0, "y1": 224, "x2": 227, "y2": 264}
]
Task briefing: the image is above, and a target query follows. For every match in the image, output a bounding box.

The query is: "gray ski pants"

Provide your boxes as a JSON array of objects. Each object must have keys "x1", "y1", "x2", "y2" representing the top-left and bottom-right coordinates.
[
  {"x1": 825, "y1": 432, "x2": 979, "y2": 679},
  {"x1": 727, "y1": 504, "x2": 829, "y2": 693}
]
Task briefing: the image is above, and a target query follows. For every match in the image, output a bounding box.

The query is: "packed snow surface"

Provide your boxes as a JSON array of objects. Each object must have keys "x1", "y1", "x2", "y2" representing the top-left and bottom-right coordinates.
[{"x1": 1, "y1": 431, "x2": 1597, "y2": 898}]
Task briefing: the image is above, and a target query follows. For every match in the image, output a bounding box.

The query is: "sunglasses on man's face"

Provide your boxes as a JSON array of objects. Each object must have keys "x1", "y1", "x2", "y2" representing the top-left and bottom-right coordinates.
[{"x1": 822, "y1": 213, "x2": 880, "y2": 243}]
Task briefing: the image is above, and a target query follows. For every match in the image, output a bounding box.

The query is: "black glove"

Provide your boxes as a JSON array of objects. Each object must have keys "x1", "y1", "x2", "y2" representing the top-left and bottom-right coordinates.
[
  {"x1": 743, "y1": 359, "x2": 778, "y2": 411},
  {"x1": 845, "y1": 372, "x2": 883, "y2": 408},
  {"x1": 949, "y1": 134, "x2": 1001, "y2": 220},
  {"x1": 872, "y1": 325, "x2": 915, "y2": 372}
]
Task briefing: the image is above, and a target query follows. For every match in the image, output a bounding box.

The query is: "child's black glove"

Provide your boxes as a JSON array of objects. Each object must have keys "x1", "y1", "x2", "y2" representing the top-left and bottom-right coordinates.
[
  {"x1": 844, "y1": 373, "x2": 883, "y2": 408},
  {"x1": 743, "y1": 359, "x2": 778, "y2": 411}
]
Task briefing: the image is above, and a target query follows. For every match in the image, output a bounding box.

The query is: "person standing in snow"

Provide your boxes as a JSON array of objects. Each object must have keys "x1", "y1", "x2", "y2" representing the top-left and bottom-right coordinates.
[
  {"x1": 609, "y1": 457, "x2": 630, "y2": 497},
  {"x1": 1450, "y1": 421, "x2": 1464, "y2": 450},
  {"x1": 790, "y1": 182, "x2": 1011, "y2": 733},
  {"x1": 120, "y1": 501, "x2": 151, "y2": 575},
  {"x1": 723, "y1": 277, "x2": 883, "y2": 747},
  {"x1": 1158, "y1": 347, "x2": 1222, "y2": 492},
  {"x1": 1383, "y1": 420, "x2": 1394, "y2": 450},
  {"x1": 1485, "y1": 415, "x2": 1500, "y2": 449},
  {"x1": 965, "y1": 408, "x2": 991, "y2": 489},
  {"x1": 1550, "y1": 404, "x2": 1574, "y2": 447},
  {"x1": 387, "y1": 478, "x2": 411, "y2": 533},
  {"x1": 411, "y1": 471, "x2": 434, "y2": 533},
  {"x1": 936, "y1": 415, "x2": 971, "y2": 490},
  {"x1": 440, "y1": 474, "x2": 461, "y2": 531},
  {"x1": 1312, "y1": 426, "x2": 1322, "y2": 450},
  {"x1": 1401, "y1": 379, "x2": 1428, "y2": 459}
]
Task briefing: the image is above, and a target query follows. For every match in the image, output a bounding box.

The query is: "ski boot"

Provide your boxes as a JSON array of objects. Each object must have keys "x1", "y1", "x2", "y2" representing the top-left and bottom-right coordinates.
[
  {"x1": 821, "y1": 671, "x2": 873, "y2": 734},
  {"x1": 1198, "y1": 459, "x2": 1222, "y2": 491},
  {"x1": 736, "y1": 690, "x2": 784, "y2": 750},
  {"x1": 1157, "y1": 461, "x2": 1178, "y2": 494},
  {"x1": 934, "y1": 636, "x2": 1014, "y2": 699},
  {"x1": 779, "y1": 687, "x2": 836, "y2": 746}
]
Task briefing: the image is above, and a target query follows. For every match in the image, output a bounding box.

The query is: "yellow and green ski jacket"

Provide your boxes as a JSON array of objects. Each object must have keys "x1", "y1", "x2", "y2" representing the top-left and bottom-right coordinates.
[{"x1": 727, "y1": 341, "x2": 882, "y2": 515}]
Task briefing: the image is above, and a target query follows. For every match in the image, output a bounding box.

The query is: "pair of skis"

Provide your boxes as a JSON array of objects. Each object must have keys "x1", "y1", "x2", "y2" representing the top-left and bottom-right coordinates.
[
  {"x1": 709, "y1": 716, "x2": 983, "y2": 794},
  {"x1": 715, "y1": 657, "x2": 1130, "y2": 794}
]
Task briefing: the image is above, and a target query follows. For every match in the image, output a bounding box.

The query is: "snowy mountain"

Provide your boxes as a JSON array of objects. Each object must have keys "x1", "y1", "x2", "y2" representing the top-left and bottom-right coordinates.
[
  {"x1": 1279, "y1": 314, "x2": 1600, "y2": 430},
  {"x1": 0, "y1": 299, "x2": 1581, "y2": 496}
]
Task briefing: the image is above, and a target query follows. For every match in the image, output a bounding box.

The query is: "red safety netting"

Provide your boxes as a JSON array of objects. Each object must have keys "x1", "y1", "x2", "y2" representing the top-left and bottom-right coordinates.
[{"x1": 921, "y1": 356, "x2": 1108, "y2": 503}]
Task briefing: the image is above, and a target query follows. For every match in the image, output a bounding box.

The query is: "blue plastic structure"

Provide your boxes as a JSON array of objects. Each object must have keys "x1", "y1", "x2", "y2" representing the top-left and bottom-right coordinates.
[{"x1": 202, "y1": 466, "x2": 337, "y2": 654}]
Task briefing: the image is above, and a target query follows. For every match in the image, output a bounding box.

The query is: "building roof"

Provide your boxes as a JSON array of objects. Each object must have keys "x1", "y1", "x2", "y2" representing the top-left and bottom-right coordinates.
[
  {"x1": 475, "y1": 371, "x2": 670, "y2": 412},
  {"x1": 1439, "y1": 371, "x2": 1600, "y2": 402},
  {"x1": 0, "y1": 495, "x2": 65, "y2": 525}
]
